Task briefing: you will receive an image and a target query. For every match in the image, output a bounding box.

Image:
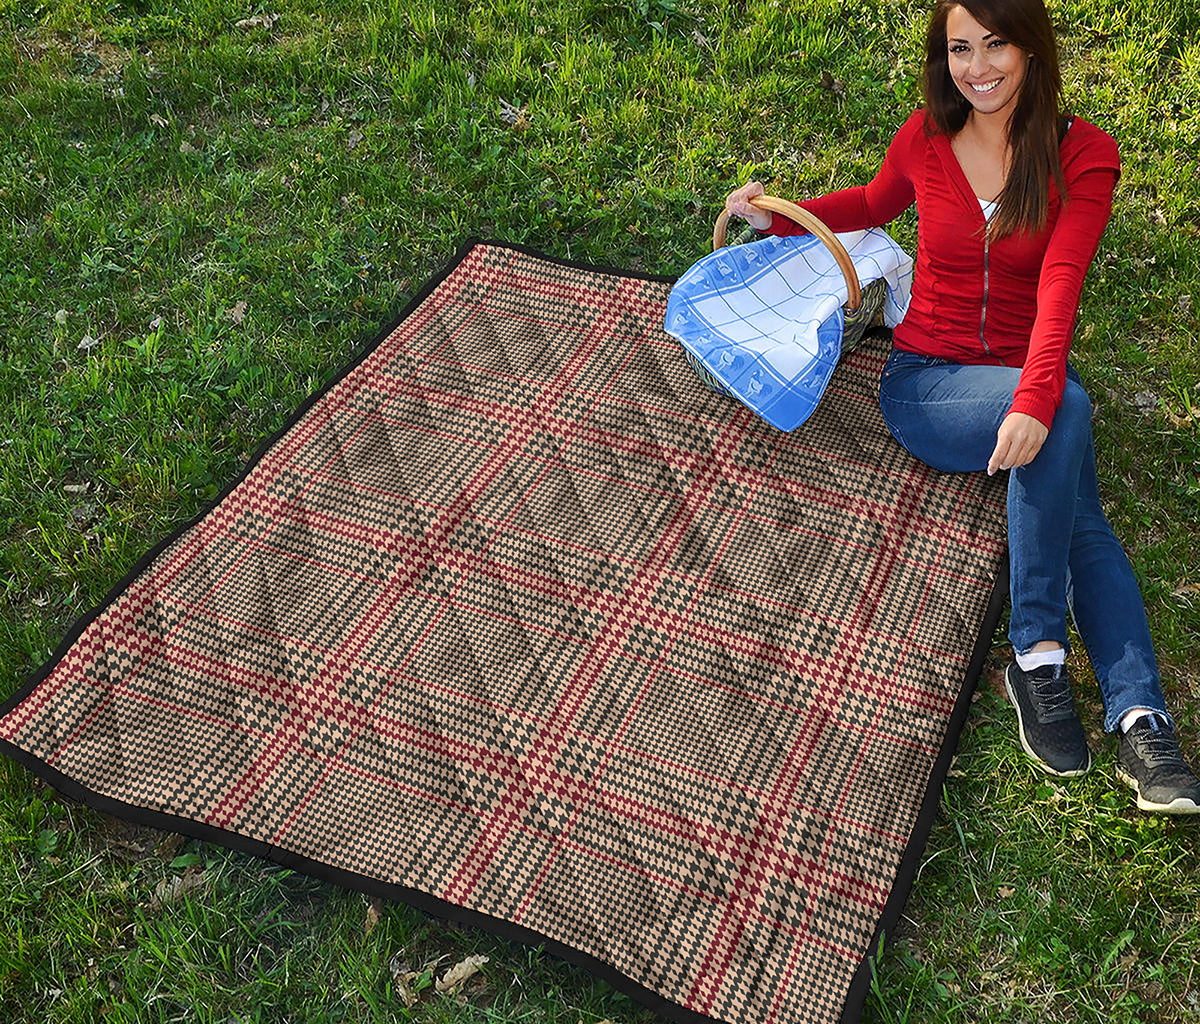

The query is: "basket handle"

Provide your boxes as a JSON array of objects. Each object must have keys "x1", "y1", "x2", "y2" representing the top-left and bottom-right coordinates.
[{"x1": 713, "y1": 195, "x2": 862, "y2": 312}]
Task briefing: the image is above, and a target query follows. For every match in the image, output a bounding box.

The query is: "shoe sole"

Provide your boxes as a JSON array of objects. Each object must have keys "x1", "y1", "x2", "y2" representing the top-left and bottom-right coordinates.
[
  {"x1": 1004, "y1": 667, "x2": 1092, "y2": 778},
  {"x1": 1115, "y1": 765, "x2": 1200, "y2": 815}
]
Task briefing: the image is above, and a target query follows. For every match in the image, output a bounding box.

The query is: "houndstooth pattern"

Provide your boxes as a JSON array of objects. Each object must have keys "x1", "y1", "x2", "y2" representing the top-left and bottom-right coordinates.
[{"x1": 0, "y1": 243, "x2": 1006, "y2": 1024}]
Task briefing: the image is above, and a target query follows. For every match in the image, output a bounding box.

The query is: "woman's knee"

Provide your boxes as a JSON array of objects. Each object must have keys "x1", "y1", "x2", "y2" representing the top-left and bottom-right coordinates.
[{"x1": 1046, "y1": 380, "x2": 1092, "y2": 448}]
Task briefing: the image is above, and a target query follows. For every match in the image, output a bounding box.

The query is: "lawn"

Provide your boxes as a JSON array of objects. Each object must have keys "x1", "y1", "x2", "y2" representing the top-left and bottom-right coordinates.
[{"x1": 1, "y1": 0, "x2": 1198, "y2": 1021}]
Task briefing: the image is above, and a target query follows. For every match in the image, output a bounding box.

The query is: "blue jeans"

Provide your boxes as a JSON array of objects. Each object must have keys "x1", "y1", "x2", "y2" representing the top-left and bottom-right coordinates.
[{"x1": 878, "y1": 349, "x2": 1168, "y2": 733}]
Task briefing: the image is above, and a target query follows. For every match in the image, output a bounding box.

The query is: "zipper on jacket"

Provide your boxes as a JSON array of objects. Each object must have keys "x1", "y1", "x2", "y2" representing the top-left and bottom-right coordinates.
[{"x1": 979, "y1": 228, "x2": 992, "y2": 357}]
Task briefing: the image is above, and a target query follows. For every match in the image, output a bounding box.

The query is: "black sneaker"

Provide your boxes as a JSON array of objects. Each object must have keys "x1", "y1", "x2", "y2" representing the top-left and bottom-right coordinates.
[
  {"x1": 1004, "y1": 662, "x2": 1092, "y2": 777},
  {"x1": 1116, "y1": 715, "x2": 1200, "y2": 815}
]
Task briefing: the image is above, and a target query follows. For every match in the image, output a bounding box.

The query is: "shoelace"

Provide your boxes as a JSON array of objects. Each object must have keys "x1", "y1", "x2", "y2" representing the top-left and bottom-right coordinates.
[
  {"x1": 1132, "y1": 727, "x2": 1186, "y2": 769},
  {"x1": 1030, "y1": 669, "x2": 1075, "y2": 718}
]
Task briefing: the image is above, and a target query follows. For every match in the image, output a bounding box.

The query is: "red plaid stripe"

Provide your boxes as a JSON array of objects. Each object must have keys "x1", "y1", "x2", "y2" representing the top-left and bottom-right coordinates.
[{"x1": 0, "y1": 243, "x2": 1006, "y2": 1024}]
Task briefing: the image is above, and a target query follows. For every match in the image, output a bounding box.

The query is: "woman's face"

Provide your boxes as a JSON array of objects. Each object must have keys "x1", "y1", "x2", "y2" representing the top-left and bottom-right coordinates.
[{"x1": 945, "y1": 5, "x2": 1030, "y2": 121}]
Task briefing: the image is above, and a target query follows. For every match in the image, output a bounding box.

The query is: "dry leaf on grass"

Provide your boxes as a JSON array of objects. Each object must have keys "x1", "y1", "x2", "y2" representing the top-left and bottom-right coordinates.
[
  {"x1": 155, "y1": 833, "x2": 184, "y2": 860},
  {"x1": 77, "y1": 333, "x2": 100, "y2": 351},
  {"x1": 149, "y1": 113, "x2": 168, "y2": 128},
  {"x1": 364, "y1": 896, "x2": 383, "y2": 934},
  {"x1": 818, "y1": 70, "x2": 845, "y2": 96},
  {"x1": 227, "y1": 300, "x2": 248, "y2": 324},
  {"x1": 1166, "y1": 407, "x2": 1200, "y2": 429},
  {"x1": 388, "y1": 953, "x2": 420, "y2": 1008},
  {"x1": 151, "y1": 866, "x2": 208, "y2": 908},
  {"x1": 498, "y1": 98, "x2": 528, "y2": 128},
  {"x1": 436, "y1": 953, "x2": 488, "y2": 994},
  {"x1": 236, "y1": 12, "x2": 279, "y2": 30},
  {"x1": 1131, "y1": 390, "x2": 1157, "y2": 414}
]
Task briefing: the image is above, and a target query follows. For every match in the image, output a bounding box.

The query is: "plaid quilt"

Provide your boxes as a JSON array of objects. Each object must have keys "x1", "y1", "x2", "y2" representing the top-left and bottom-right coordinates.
[{"x1": 0, "y1": 240, "x2": 1007, "y2": 1024}]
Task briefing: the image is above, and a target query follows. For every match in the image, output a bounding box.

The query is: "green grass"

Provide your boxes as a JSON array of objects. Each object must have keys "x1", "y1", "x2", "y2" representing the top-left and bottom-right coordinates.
[{"x1": 1, "y1": 0, "x2": 1198, "y2": 1021}]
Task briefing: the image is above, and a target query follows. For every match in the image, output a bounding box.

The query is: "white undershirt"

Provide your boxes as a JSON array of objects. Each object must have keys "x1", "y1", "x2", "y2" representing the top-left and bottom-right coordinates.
[{"x1": 979, "y1": 196, "x2": 998, "y2": 221}]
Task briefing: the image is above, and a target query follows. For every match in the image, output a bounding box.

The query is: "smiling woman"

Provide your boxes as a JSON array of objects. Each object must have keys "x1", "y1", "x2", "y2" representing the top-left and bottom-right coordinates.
[
  {"x1": 947, "y1": 13, "x2": 1030, "y2": 114},
  {"x1": 923, "y1": 0, "x2": 1066, "y2": 239},
  {"x1": 725, "y1": 0, "x2": 1200, "y2": 816}
]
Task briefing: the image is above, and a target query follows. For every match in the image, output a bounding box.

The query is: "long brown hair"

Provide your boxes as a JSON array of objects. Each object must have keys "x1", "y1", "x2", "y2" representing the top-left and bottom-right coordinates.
[{"x1": 922, "y1": 0, "x2": 1069, "y2": 239}]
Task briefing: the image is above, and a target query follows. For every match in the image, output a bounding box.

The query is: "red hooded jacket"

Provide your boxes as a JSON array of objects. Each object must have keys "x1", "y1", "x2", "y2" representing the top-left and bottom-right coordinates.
[{"x1": 765, "y1": 108, "x2": 1121, "y2": 429}]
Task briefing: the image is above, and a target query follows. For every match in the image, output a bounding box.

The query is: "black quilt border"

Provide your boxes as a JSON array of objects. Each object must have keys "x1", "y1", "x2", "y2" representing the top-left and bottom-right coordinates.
[{"x1": 0, "y1": 237, "x2": 1006, "y2": 1024}]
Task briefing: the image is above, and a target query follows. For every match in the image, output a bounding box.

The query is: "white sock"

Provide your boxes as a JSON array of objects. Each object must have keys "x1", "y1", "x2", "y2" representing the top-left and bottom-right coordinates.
[
  {"x1": 1120, "y1": 709, "x2": 1163, "y2": 733},
  {"x1": 1015, "y1": 648, "x2": 1066, "y2": 672}
]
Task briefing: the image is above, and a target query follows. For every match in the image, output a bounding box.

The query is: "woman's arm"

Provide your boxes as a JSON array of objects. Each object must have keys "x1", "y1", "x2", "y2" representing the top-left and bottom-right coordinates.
[{"x1": 1007, "y1": 165, "x2": 1119, "y2": 429}]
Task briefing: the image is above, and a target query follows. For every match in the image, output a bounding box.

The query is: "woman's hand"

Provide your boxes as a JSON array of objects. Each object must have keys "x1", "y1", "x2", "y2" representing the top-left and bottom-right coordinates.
[
  {"x1": 987, "y1": 412, "x2": 1049, "y2": 475},
  {"x1": 725, "y1": 180, "x2": 773, "y2": 232}
]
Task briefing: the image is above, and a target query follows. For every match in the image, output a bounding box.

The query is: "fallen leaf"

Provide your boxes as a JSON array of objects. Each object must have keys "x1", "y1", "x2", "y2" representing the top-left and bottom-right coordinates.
[
  {"x1": 997, "y1": 886, "x2": 1015, "y2": 899},
  {"x1": 389, "y1": 953, "x2": 420, "y2": 1007},
  {"x1": 819, "y1": 71, "x2": 845, "y2": 96},
  {"x1": 984, "y1": 661, "x2": 1007, "y2": 697},
  {"x1": 156, "y1": 833, "x2": 185, "y2": 859},
  {"x1": 1131, "y1": 390, "x2": 1157, "y2": 414},
  {"x1": 236, "y1": 12, "x2": 279, "y2": 30},
  {"x1": 107, "y1": 838, "x2": 150, "y2": 860},
  {"x1": 179, "y1": 140, "x2": 197, "y2": 154},
  {"x1": 149, "y1": 113, "x2": 168, "y2": 128},
  {"x1": 365, "y1": 896, "x2": 383, "y2": 935},
  {"x1": 77, "y1": 333, "x2": 100, "y2": 351},
  {"x1": 148, "y1": 316, "x2": 164, "y2": 331},
  {"x1": 436, "y1": 953, "x2": 488, "y2": 994},
  {"x1": 55, "y1": 308, "x2": 69, "y2": 325},
  {"x1": 498, "y1": 98, "x2": 528, "y2": 128},
  {"x1": 227, "y1": 300, "x2": 248, "y2": 324},
  {"x1": 347, "y1": 128, "x2": 364, "y2": 151},
  {"x1": 394, "y1": 975, "x2": 419, "y2": 1007},
  {"x1": 151, "y1": 866, "x2": 208, "y2": 908},
  {"x1": 63, "y1": 482, "x2": 89, "y2": 494}
]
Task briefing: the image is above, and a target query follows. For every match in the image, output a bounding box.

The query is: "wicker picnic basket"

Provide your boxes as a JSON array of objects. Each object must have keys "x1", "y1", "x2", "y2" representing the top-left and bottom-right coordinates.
[{"x1": 681, "y1": 194, "x2": 888, "y2": 398}]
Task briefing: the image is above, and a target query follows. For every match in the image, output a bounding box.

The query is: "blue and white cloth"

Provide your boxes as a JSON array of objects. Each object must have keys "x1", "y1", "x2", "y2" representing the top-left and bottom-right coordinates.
[{"x1": 665, "y1": 228, "x2": 914, "y2": 431}]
